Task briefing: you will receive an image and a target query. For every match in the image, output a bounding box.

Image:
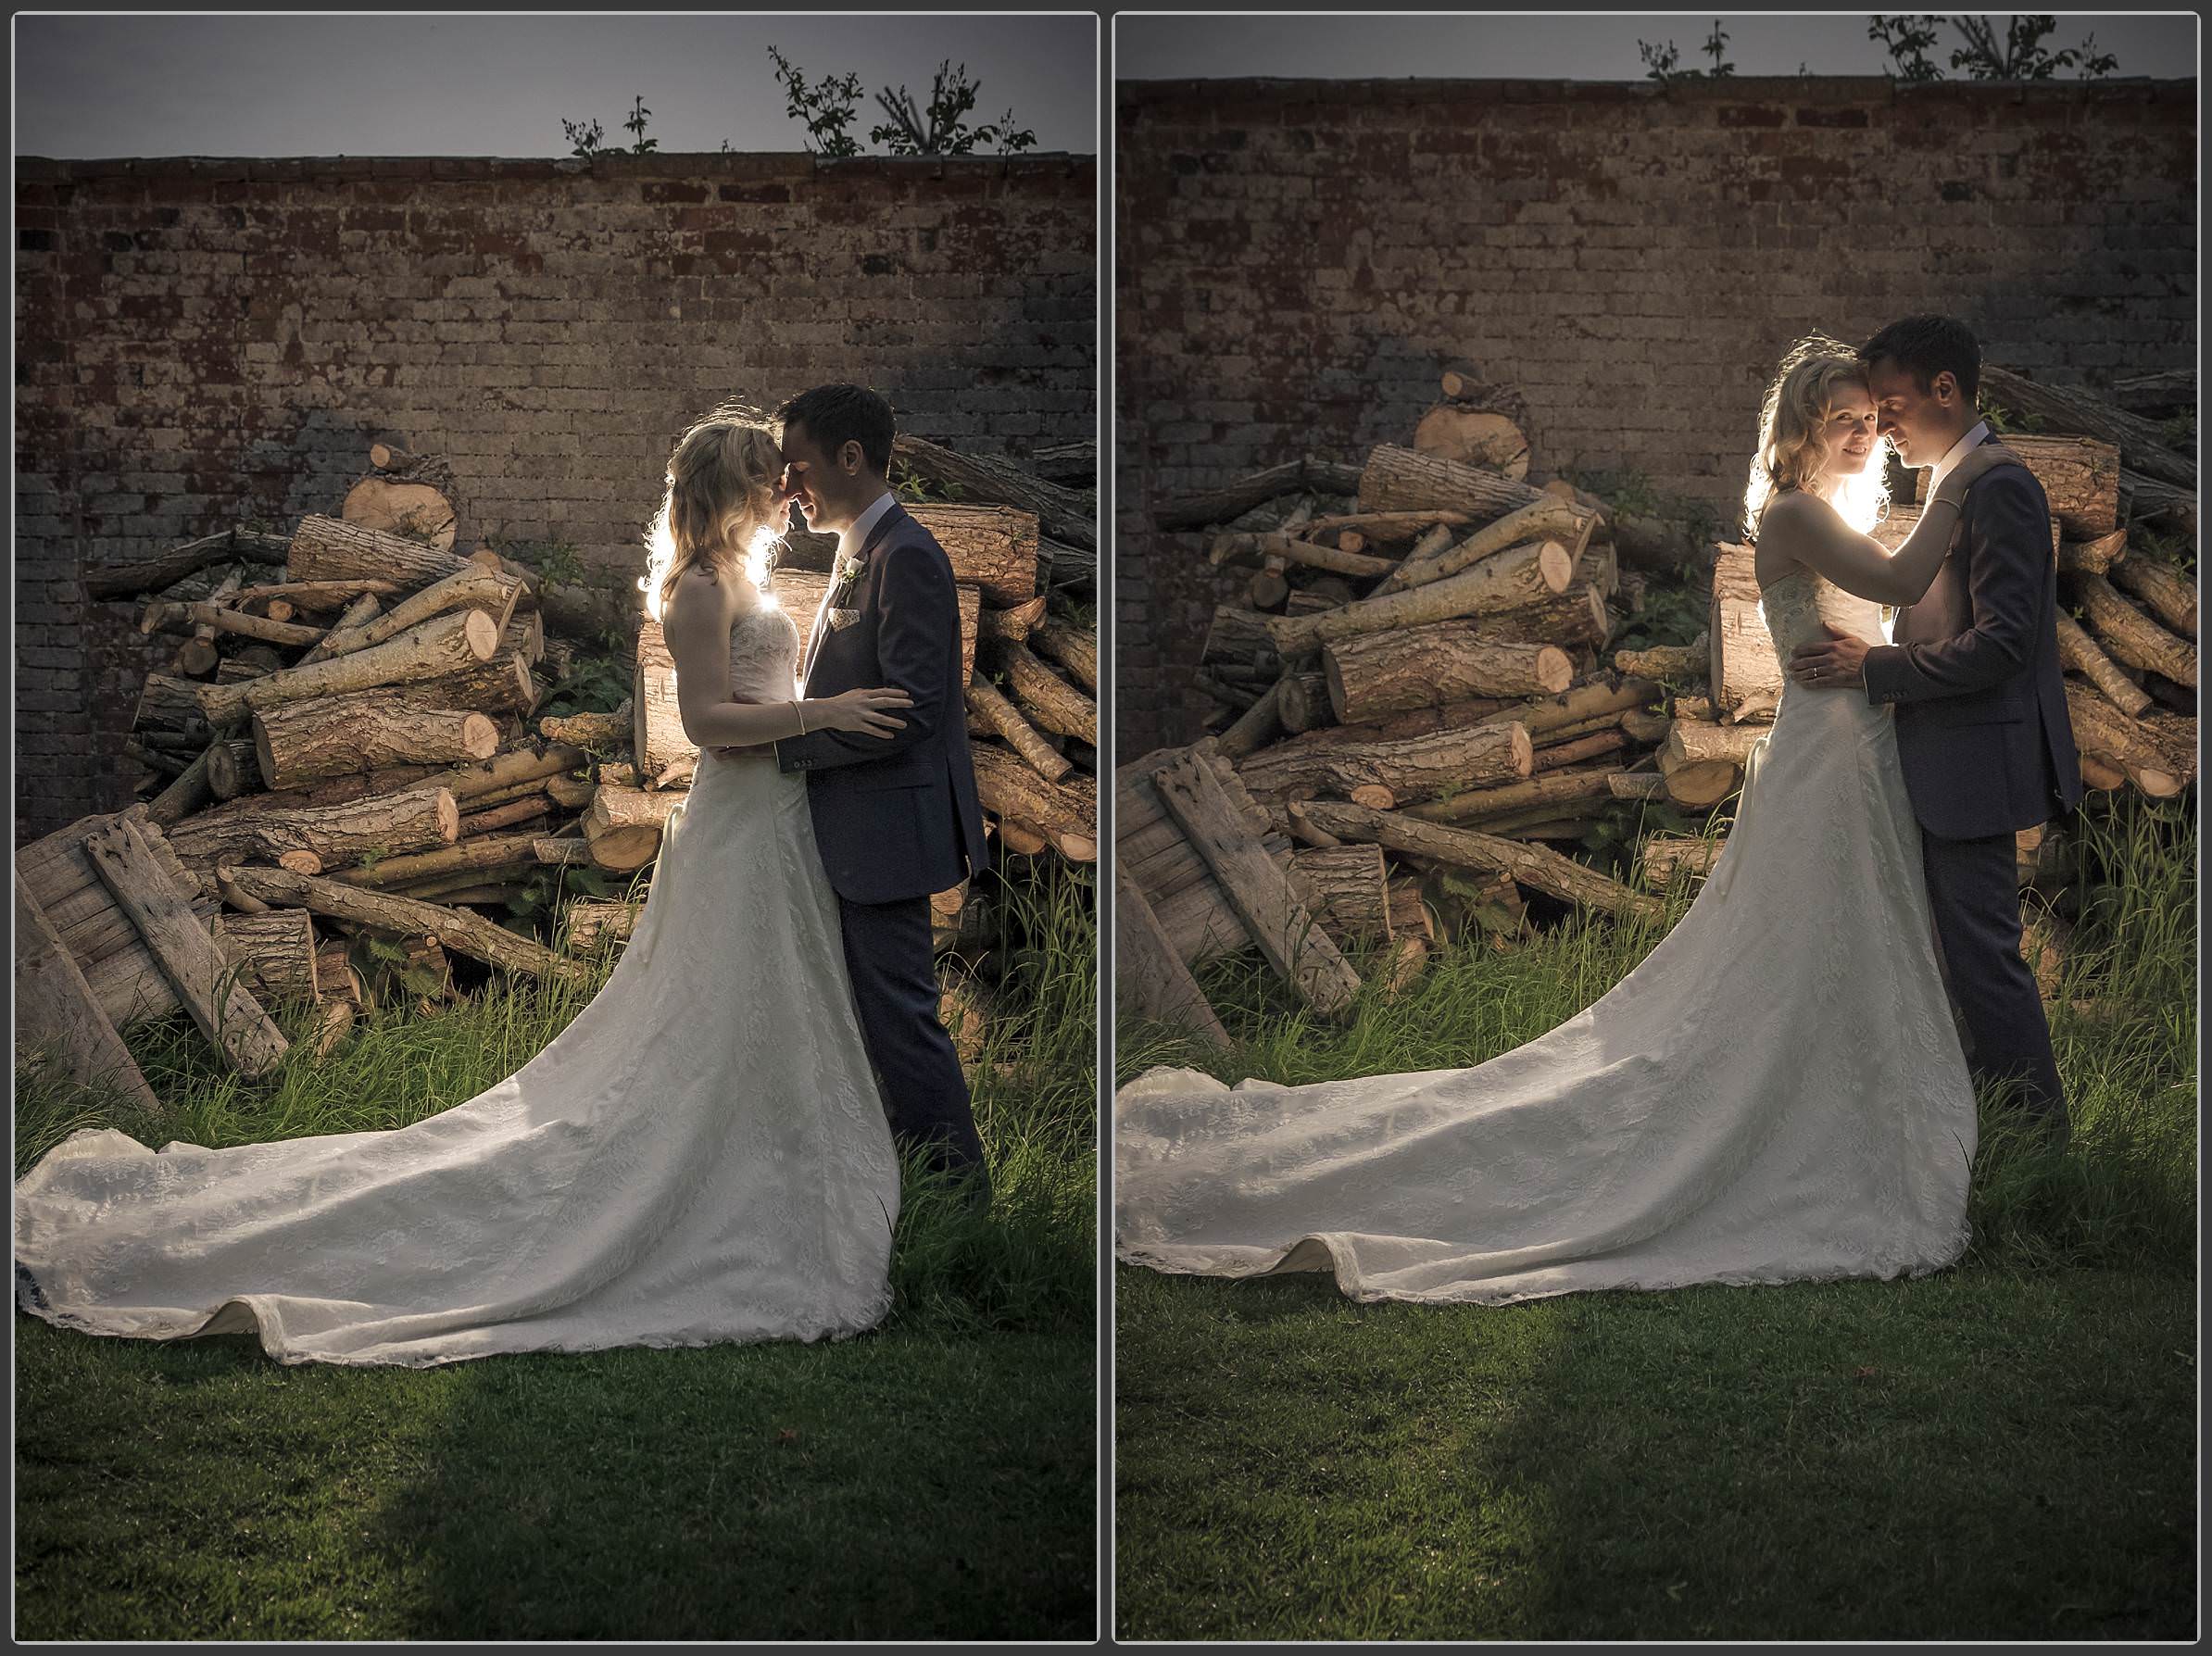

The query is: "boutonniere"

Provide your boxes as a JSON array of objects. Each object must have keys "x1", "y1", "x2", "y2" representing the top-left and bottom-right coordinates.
[{"x1": 832, "y1": 553, "x2": 864, "y2": 590}]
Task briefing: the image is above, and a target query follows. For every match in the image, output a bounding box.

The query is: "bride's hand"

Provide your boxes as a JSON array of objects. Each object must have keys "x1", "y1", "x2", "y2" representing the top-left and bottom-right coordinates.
[
  {"x1": 822, "y1": 684, "x2": 912, "y2": 736},
  {"x1": 1934, "y1": 440, "x2": 2015, "y2": 505}
]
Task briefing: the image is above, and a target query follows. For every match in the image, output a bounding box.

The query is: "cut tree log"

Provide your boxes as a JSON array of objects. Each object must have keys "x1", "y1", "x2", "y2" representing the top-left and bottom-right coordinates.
[
  {"x1": 911, "y1": 503, "x2": 1042, "y2": 607},
  {"x1": 343, "y1": 447, "x2": 459, "y2": 551},
  {"x1": 286, "y1": 512, "x2": 476, "y2": 590},
  {"x1": 83, "y1": 817, "x2": 289, "y2": 1078},
  {"x1": 1288, "y1": 843, "x2": 1393, "y2": 949},
  {"x1": 212, "y1": 908, "x2": 321, "y2": 1003},
  {"x1": 1403, "y1": 765, "x2": 1659, "y2": 826},
  {"x1": 1292, "y1": 799, "x2": 1664, "y2": 923},
  {"x1": 972, "y1": 746, "x2": 1097, "y2": 860},
  {"x1": 1658, "y1": 718, "x2": 1767, "y2": 807},
  {"x1": 979, "y1": 594, "x2": 1051, "y2": 646},
  {"x1": 2106, "y1": 368, "x2": 2194, "y2": 419},
  {"x1": 2109, "y1": 553, "x2": 2196, "y2": 639},
  {"x1": 333, "y1": 831, "x2": 548, "y2": 890},
  {"x1": 1639, "y1": 835, "x2": 1726, "y2": 887},
  {"x1": 582, "y1": 784, "x2": 686, "y2": 872},
  {"x1": 1980, "y1": 363, "x2": 2193, "y2": 491},
  {"x1": 1303, "y1": 509, "x2": 1475, "y2": 547},
  {"x1": 1357, "y1": 443, "x2": 1549, "y2": 521},
  {"x1": 166, "y1": 785, "x2": 459, "y2": 872},
  {"x1": 1473, "y1": 674, "x2": 1664, "y2": 740},
  {"x1": 773, "y1": 567, "x2": 981, "y2": 687},
  {"x1": 195, "y1": 607, "x2": 501, "y2": 723},
  {"x1": 1324, "y1": 627, "x2": 1572, "y2": 721},
  {"x1": 13, "y1": 869, "x2": 165, "y2": 1111},
  {"x1": 1265, "y1": 539, "x2": 1573, "y2": 656},
  {"x1": 1372, "y1": 496, "x2": 1597, "y2": 598},
  {"x1": 2074, "y1": 571, "x2": 2196, "y2": 687},
  {"x1": 1708, "y1": 541, "x2": 1784, "y2": 719},
  {"x1": 1412, "y1": 402, "x2": 1529, "y2": 479},
  {"x1": 2063, "y1": 682, "x2": 2190, "y2": 797},
  {"x1": 2119, "y1": 470, "x2": 2196, "y2": 539},
  {"x1": 220, "y1": 864, "x2": 585, "y2": 984},
  {"x1": 992, "y1": 638, "x2": 1097, "y2": 746},
  {"x1": 1215, "y1": 678, "x2": 1287, "y2": 760},
  {"x1": 205, "y1": 738, "x2": 261, "y2": 801},
  {"x1": 82, "y1": 528, "x2": 280, "y2": 601},
  {"x1": 1200, "y1": 605, "x2": 1283, "y2": 675},
  {"x1": 1115, "y1": 871, "x2": 1234, "y2": 1048},
  {"x1": 1614, "y1": 638, "x2": 1709, "y2": 680},
  {"x1": 309, "y1": 566, "x2": 522, "y2": 662},
  {"x1": 295, "y1": 589, "x2": 385, "y2": 668},
  {"x1": 2055, "y1": 528, "x2": 2127, "y2": 575},
  {"x1": 2055, "y1": 612, "x2": 2155, "y2": 717},
  {"x1": 1237, "y1": 721, "x2": 1533, "y2": 806},
  {"x1": 1150, "y1": 744, "x2": 1362, "y2": 1016},
  {"x1": 1277, "y1": 671, "x2": 1333, "y2": 734},
  {"x1": 1910, "y1": 433, "x2": 2118, "y2": 539},
  {"x1": 1152, "y1": 456, "x2": 1364, "y2": 532},
  {"x1": 1030, "y1": 619, "x2": 1098, "y2": 693},
  {"x1": 966, "y1": 677, "x2": 1072, "y2": 782},
  {"x1": 630, "y1": 614, "x2": 687, "y2": 782},
  {"x1": 253, "y1": 690, "x2": 500, "y2": 790},
  {"x1": 1209, "y1": 530, "x2": 1396, "y2": 581},
  {"x1": 893, "y1": 435, "x2": 1095, "y2": 552},
  {"x1": 560, "y1": 897, "x2": 642, "y2": 954}
]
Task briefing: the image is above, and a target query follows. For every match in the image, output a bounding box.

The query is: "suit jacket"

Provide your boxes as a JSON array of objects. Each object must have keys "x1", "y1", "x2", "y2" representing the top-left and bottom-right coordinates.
[
  {"x1": 775, "y1": 501, "x2": 989, "y2": 905},
  {"x1": 1861, "y1": 458, "x2": 2084, "y2": 840}
]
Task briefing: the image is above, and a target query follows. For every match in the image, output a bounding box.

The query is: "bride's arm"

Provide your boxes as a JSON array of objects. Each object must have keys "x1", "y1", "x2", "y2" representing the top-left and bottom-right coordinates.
[{"x1": 1759, "y1": 443, "x2": 2014, "y2": 605}]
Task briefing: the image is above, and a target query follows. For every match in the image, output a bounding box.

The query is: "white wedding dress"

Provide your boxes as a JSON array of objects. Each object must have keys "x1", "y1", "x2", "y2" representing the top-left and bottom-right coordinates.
[
  {"x1": 1115, "y1": 569, "x2": 1979, "y2": 1304},
  {"x1": 15, "y1": 601, "x2": 902, "y2": 1366}
]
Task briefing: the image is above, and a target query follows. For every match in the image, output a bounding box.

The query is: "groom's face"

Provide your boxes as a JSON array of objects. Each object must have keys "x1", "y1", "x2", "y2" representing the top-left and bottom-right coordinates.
[
  {"x1": 1866, "y1": 358, "x2": 1965, "y2": 469},
  {"x1": 778, "y1": 420, "x2": 865, "y2": 535}
]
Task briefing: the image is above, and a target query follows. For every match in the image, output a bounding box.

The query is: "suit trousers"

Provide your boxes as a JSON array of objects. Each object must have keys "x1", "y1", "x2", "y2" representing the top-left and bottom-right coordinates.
[
  {"x1": 1918, "y1": 825, "x2": 2070, "y2": 1142},
  {"x1": 836, "y1": 889, "x2": 991, "y2": 1191}
]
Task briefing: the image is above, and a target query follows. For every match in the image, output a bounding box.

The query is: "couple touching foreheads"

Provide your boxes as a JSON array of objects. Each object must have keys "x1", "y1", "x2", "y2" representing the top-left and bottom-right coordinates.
[
  {"x1": 1114, "y1": 313, "x2": 2083, "y2": 1307},
  {"x1": 17, "y1": 383, "x2": 993, "y2": 1368}
]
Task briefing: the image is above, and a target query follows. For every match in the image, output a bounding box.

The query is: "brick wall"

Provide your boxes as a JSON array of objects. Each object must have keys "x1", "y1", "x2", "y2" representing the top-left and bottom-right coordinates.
[
  {"x1": 14, "y1": 151, "x2": 1095, "y2": 845},
  {"x1": 1115, "y1": 76, "x2": 2195, "y2": 757}
]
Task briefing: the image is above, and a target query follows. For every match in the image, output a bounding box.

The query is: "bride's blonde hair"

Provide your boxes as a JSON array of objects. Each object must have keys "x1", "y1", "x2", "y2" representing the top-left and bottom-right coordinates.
[
  {"x1": 1742, "y1": 332, "x2": 1892, "y2": 542},
  {"x1": 640, "y1": 403, "x2": 784, "y2": 623}
]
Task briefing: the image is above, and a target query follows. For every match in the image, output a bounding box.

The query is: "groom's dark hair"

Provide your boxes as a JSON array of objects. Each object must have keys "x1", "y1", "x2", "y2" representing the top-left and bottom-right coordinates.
[
  {"x1": 1859, "y1": 315, "x2": 1980, "y2": 404},
  {"x1": 776, "y1": 383, "x2": 896, "y2": 476}
]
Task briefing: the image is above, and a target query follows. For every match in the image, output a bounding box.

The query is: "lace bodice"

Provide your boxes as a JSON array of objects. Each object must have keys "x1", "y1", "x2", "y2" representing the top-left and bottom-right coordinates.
[
  {"x1": 1757, "y1": 567, "x2": 1889, "y2": 665},
  {"x1": 729, "y1": 599, "x2": 803, "y2": 704}
]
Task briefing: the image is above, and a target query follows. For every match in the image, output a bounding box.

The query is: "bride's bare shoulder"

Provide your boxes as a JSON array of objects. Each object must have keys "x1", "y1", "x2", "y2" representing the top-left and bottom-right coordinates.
[{"x1": 1753, "y1": 491, "x2": 1819, "y2": 585}]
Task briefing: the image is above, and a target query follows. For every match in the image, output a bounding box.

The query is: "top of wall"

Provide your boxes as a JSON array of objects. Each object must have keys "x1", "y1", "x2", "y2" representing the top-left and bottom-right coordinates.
[
  {"x1": 1118, "y1": 73, "x2": 2193, "y2": 108},
  {"x1": 14, "y1": 151, "x2": 1095, "y2": 183}
]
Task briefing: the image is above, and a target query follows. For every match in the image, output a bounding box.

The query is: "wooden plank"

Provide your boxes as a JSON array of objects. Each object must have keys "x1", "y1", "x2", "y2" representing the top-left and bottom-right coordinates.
[
  {"x1": 16, "y1": 806, "x2": 217, "y2": 1029},
  {"x1": 1149, "y1": 743, "x2": 1363, "y2": 1017},
  {"x1": 82, "y1": 818, "x2": 289, "y2": 1079},
  {"x1": 13, "y1": 870, "x2": 165, "y2": 1112},
  {"x1": 1115, "y1": 871, "x2": 1233, "y2": 1049}
]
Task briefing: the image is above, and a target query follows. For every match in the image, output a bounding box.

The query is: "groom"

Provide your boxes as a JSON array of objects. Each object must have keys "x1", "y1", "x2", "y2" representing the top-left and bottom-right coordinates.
[
  {"x1": 1790, "y1": 314, "x2": 2083, "y2": 1147},
  {"x1": 768, "y1": 383, "x2": 993, "y2": 1197}
]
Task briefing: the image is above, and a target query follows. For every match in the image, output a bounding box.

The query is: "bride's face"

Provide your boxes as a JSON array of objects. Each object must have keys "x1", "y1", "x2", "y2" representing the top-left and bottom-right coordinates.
[{"x1": 1813, "y1": 388, "x2": 1879, "y2": 491}]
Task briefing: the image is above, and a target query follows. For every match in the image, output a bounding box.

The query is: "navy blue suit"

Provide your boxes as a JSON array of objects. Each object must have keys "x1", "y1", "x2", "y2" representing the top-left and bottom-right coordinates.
[
  {"x1": 1863, "y1": 455, "x2": 2083, "y2": 1137},
  {"x1": 777, "y1": 500, "x2": 991, "y2": 1186}
]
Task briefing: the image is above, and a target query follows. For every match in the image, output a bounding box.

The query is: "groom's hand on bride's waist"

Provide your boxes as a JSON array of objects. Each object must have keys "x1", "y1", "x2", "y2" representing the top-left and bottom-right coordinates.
[{"x1": 1791, "y1": 625, "x2": 1869, "y2": 690}]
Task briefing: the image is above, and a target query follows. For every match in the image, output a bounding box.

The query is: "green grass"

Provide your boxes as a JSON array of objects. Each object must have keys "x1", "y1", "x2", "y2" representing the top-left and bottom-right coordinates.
[
  {"x1": 1115, "y1": 793, "x2": 2195, "y2": 1640},
  {"x1": 15, "y1": 862, "x2": 1098, "y2": 1640}
]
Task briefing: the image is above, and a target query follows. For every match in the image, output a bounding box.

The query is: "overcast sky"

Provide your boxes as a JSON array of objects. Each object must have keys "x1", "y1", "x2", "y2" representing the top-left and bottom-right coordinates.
[
  {"x1": 12, "y1": 12, "x2": 1099, "y2": 157},
  {"x1": 1114, "y1": 11, "x2": 2197, "y2": 81}
]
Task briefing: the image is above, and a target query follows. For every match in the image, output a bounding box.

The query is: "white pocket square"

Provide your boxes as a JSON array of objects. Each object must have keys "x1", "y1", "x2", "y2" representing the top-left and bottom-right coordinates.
[{"x1": 828, "y1": 607, "x2": 861, "y2": 631}]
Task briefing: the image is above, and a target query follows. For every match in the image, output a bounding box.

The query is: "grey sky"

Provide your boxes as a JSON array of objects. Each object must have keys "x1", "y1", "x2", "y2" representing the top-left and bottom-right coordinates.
[
  {"x1": 13, "y1": 12, "x2": 1097, "y2": 157},
  {"x1": 1114, "y1": 11, "x2": 2197, "y2": 81}
]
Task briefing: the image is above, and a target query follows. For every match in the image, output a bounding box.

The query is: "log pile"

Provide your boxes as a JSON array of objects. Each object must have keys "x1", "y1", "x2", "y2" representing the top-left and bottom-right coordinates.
[{"x1": 50, "y1": 435, "x2": 1099, "y2": 1085}]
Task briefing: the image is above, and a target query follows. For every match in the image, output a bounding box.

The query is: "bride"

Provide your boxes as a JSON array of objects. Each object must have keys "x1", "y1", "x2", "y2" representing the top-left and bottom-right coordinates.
[
  {"x1": 1114, "y1": 335, "x2": 2019, "y2": 1306},
  {"x1": 15, "y1": 407, "x2": 920, "y2": 1367}
]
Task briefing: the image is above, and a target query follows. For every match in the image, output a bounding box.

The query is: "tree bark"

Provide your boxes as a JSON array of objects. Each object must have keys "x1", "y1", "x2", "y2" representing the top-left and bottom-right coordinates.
[
  {"x1": 966, "y1": 678, "x2": 1072, "y2": 782},
  {"x1": 1293, "y1": 799, "x2": 1664, "y2": 923},
  {"x1": 1658, "y1": 718, "x2": 1766, "y2": 807},
  {"x1": 892, "y1": 435, "x2": 1095, "y2": 552},
  {"x1": 1236, "y1": 721, "x2": 1532, "y2": 806},
  {"x1": 221, "y1": 863, "x2": 584, "y2": 984},
  {"x1": 2064, "y1": 681, "x2": 2190, "y2": 797},
  {"x1": 2074, "y1": 571, "x2": 2196, "y2": 687},
  {"x1": 1412, "y1": 402, "x2": 1530, "y2": 479},
  {"x1": 285, "y1": 512, "x2": 476, "y2": 590},
  {"x1": 1209, "y1": 530, "x2": 1397, "y2": 581},
  {"x1": 1152, "y1": 456, "x2": 1365, "y2": 532},
  {"x1": 1980, "y1": 363, "x2": 2193, "y2": 491},
  {"x1": 2109, "y1": 553, "x2": 2196, "y2": 639},
  {"x1": 167, "y1": 784, "x2": 459, "y2": 872},
  {"x1": 911, "y1": 503, "x2": 1041, "y2": 607},
  {"x1": 2055, "y1": 612, "x2": 2154, "y2": 717},
  {"x1": 195, "y1": 607, "x2": 501, "y2": 723},
  {"x1": 582, "y1": 784, "x2": 686, "y2": 871},
  {"x1": 991, "y1": 637, "x2": 1097, "y2": 747},
  {"x1": 1325, "y1": 627, "x2": 1572, "y2": 722},
  {"x1": 972, "y1": 744, "x2": 1097, "y2": 860},
  {"x1": 253, "y1": 690, "x2": 500, "y2": 790},
  {"x1": 1288, "y1": 843, "x2": 1393, "y2": 949},
  {"x1": 1357, "y1": 443, "x2": 1548, "y2": 521},
  {"x1": 1030, "y1": 619, "x2": 1098, "y2": 692},
  {"x1": 1266, "y1": 539, "x2": 1572, "y2": 656},
  {"x1": 1372, "y1": 496, "x2": 1597, "y2": 598}
]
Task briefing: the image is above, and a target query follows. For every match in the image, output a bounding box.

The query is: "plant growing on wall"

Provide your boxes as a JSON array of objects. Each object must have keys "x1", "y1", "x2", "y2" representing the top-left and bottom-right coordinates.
[
  {"x1": 765, "y1": 48, "x2": 1037, "y2": 156},
  {"x1": 1869, "y1": 13, "x2": 2118, "y2": 80},
  {"x1": 558, "y1": 94, "x2": 660, "y2": 157},
  {"x1": 1638, "y1": 19, "x2": 1735, "y2": 82}
]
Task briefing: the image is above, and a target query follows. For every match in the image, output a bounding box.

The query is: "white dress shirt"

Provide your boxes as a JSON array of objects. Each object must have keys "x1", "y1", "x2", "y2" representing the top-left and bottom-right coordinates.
[
  {"x1": 1927, "y1": 418, "x2": 1991, "y2": 496},
  {"x1": 840, "y1": 489, "x2": 898, "y2": 557}
]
